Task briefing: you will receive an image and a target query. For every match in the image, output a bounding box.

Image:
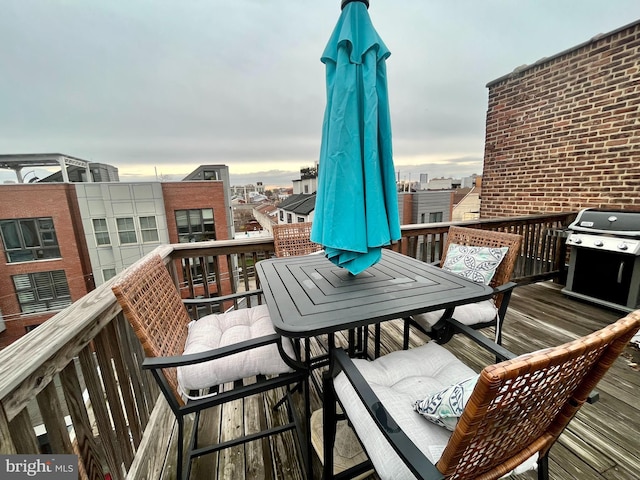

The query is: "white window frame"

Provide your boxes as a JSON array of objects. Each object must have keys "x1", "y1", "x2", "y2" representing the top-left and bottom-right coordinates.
[
  {"x1": 102, "y1": 268, "x2": 117, "y2": 282},
  {"x1": 92, "y1": 218, "x2": 111, "y2": 246},
  {"x1": 139, "y1": 216, "x2": 159, "y2": 243}
]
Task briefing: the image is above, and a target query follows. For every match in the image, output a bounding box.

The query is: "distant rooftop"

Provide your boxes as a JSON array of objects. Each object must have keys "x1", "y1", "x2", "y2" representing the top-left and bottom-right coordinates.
[{"x1": 0, "y1": 153, "x2": 91, "y2": 183}]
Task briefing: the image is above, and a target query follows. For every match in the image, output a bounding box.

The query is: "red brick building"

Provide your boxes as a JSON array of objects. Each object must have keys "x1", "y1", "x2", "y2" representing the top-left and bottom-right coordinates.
[
  {"x1": 162, "y1": 182, "x2": 234, "y2": 298},
  {"x1": 482, "y1": 19, "x2": 640, "y2": 217},
  {"x1": 0, "y1": 170, "x2": 233, "y2": 349},
  {"x1": 0, "y1": 184, "x2": 94, "y2": 347}
]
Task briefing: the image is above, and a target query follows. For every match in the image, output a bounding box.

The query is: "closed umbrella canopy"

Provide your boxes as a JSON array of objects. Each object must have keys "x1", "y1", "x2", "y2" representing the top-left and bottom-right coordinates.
[{"x1": 311, "y1": 0, "x2": 400, "y2": 275}]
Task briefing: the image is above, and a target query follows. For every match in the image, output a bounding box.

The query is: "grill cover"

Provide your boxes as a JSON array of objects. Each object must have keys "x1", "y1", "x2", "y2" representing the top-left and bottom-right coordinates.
[{"x1": 568, "y1": 209, "x2": 640, "y2": 236}]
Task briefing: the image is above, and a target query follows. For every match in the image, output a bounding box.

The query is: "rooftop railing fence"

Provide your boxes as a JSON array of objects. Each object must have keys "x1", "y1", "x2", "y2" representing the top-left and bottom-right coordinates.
[{"x1": 0, "y1": 212, "x2": 575, "y2": 479}]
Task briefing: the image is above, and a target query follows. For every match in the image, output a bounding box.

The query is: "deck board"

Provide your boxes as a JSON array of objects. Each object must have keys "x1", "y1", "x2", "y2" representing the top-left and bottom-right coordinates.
[{"x1": 163, "y1": 281, "x2": 638, "y2": 480}]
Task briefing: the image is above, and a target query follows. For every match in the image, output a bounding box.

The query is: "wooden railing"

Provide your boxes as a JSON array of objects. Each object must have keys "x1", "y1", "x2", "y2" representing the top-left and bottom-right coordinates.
[
  {"x1": 395, "y1": 212, "x2": 575, "y2": 284},
  {"x1": 0, "y1": 213, "x2": 576, "y2": 479}
]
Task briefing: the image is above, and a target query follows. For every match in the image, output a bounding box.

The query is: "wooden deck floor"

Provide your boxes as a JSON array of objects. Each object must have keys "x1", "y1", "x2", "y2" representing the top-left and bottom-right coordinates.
[{"x1": 161, "y1": 281, "x2": 639, "y2": 480}]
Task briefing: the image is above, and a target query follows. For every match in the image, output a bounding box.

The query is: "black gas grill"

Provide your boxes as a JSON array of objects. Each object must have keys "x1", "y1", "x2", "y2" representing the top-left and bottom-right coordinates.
[{"x1": 562, "y1": 208, "x2": 640, "y2": 312}]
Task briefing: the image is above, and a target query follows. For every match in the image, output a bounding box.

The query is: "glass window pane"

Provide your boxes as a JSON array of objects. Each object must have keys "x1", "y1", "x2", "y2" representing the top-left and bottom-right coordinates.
[
  {"x1": 189, "y1": 210, "x2": 201, "y2": 228},
  {"x1": 103, "y1": 268, "x2": 117, "y2": 281},
  {"x1": 142, "y1": 230, "x2": 159, "y2": 242},
  {"x1": 38, "y1": 218, "x2": 54, "y2": 230},
  {"x1": 1, "y1": 222, "x2": 21, "y2": 249},
  {"x1": 20, "y1": 220, "x2": 39, "y2": 247},
  {"x1": 119, "y1": 231, "x2": 137, "y2": 244},
  {"x1": 93, "y1": 219, "x2": 107, "y2": 231},
  {"x1": 116, "y1": 218, "x2": 134, "y2": 230},
  {"x1": 140, "y1": 216, "x2": 157, "y2": 229},
  {"x1": 8, "y1": 250, "x2": 35, "y2": 262},
  {"x1": 175, "y1": 210, "x2": 188, "y2": 227}
]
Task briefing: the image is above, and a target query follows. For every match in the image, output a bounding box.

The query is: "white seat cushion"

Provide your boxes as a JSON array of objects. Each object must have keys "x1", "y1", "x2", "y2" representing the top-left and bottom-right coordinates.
[
  {"x1": 177, "y1": 304, "x2": 295, "y2": 391},
  {"x1": 334, "y1": 342, "x2": 474, "y2": 479},
  {"x1": 333, "y1": 342, "x2": 537, "y2": 480},
  {"x1": 412, "y1": 299, "x2": 498, "y2": 332}
]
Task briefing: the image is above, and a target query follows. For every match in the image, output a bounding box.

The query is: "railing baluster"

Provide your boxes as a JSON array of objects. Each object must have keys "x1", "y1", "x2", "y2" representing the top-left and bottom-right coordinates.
[
  {"x1": 79, "y1": 348, "x2": 123, "y2": 480},
  {"x1": 59, "y1": 361, "x2": 105, "y2": 480},
  {"x1": 105, "y1": 321, "x2": 143, "y2": 448},
  {"x1": 36, "y1": 381, "x2": 73, "y2": 454},
  {"x1": 93, "y1": 330, "x2": 134, "y2": 468},
  {"x1": 0, "y1": 406, "x2": 17, "y2": 454},
  {"x1": 115, "y1": 314, "x2": 151, "y2": 429},
  {"x1": 8, "y1": 409, "x2": 39, "y2": 453}
]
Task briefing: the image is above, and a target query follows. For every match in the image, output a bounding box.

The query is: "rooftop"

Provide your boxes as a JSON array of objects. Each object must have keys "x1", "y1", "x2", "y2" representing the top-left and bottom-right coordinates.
[{"x1": 0, "y1": 215, "x2": 638, "y2": 479}]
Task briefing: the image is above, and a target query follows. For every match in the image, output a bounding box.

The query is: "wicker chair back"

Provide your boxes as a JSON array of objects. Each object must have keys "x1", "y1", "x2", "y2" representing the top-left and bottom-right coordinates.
[
  {"x1": 112, "y1": 255, "x2": 189, "y2": 403},
  {"x1": 438, "y1": 311, "x2": 640, "y2": 478},
  {"x1": 441, "y1": 226, "x2": 523, "y2": 309},
  {"x1": 273, "y1": 222, "x2": 323, "y2": 257}
]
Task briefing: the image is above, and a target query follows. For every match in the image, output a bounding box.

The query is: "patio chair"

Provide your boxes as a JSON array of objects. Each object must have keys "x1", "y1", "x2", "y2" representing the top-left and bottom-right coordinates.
[
  {"x1": 403, "y1": 226, "x2": 522, "y2": 347},
  {"x1": 111, "y1": 254, "x2": 309, "y2": 480},
  {"x1": 273, "y1": 222, "x2": 323, "y2": 257},
  {"x1": 323, "y1": 311, "x2": 640, "y2": 480}
]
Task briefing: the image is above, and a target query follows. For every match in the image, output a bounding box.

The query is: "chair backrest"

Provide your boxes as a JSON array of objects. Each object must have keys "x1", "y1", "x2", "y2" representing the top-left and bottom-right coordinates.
[
  {"x1": 441, "y1": 226, "x2": 522, "y2": 308},
  {"x1": 112, "y1": 254, "x2": 191, "y2": 402},
  {"x1": 273, "y1": 222, "x2": 323, "y2": 257},
  {"x1": 437, "y1": 310, "x2": 640, "y2": 479}
]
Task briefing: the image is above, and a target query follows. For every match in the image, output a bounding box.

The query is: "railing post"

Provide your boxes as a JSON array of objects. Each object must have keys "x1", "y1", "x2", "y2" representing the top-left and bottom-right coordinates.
[{"x1": 0, "y1": 404, "x2": 17, "y2": 454}]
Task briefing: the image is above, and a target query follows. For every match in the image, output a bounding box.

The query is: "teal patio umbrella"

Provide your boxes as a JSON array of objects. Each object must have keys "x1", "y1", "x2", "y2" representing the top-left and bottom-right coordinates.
[{"x1": 311, "y1": 0, "x2": 401, "y2": 275}]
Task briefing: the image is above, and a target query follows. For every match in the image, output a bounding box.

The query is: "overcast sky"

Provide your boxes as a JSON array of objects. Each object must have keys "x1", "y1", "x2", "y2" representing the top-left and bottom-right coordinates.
[{"x1": 1, "y1": 1, "x2": 639, "y2": 188}]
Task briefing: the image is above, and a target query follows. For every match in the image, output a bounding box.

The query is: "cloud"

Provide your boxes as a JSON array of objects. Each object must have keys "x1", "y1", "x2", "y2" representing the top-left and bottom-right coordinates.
[{"x1": 1, "y1": 0, "x2": 639, "y2": 189}]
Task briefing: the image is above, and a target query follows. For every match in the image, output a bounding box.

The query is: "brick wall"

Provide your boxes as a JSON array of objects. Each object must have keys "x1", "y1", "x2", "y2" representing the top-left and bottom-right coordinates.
[
  {"x1": 482, "y1": 20, "x2": 640, "y2": 217},
  {"x1": 161, "y1": 181, "x2": 233, "y2": 296},
  {"x1": 0, "y1": 184, "x2": 93, "y2": 348}
]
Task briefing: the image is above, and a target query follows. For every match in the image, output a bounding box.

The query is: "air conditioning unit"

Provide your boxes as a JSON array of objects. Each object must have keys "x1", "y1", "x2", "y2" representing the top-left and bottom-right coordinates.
[{"x1": 0, "y1": 309, "x2": 5, "y2": 333}]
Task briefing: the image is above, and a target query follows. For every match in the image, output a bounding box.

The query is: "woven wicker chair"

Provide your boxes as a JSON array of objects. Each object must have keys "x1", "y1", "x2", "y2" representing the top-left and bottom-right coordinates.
[
  {"x1": 403, "y1": 226, "x2": 523, "y2": 347},
  {"x1": 323, "y1": 311, "x2": 640, "y2": 480},
  {"x1": 111, "y1": 254, "x2": 309, "y2": 480},
  {"x1": 273, "y1": 222, "x2": 323, "y2": 257}
]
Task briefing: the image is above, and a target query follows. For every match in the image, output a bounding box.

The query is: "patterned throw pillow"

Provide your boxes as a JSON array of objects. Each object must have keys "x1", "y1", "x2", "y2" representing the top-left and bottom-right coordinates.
[
  {"x1": 442, "y1": 244, "x2": 509, "y2": 285},
  {"x1": 414, "y1": 375, "x2": 479, "y2": 431}
]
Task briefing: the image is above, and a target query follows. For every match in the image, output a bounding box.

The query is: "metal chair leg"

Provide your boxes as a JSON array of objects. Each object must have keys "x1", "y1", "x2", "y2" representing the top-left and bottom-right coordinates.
[
  {"x1": 322, "y1": 372, "x2": 337, "y2": 479},
  {"x1": 538, "y1": 453, "x2": 549, "y2": 480}
]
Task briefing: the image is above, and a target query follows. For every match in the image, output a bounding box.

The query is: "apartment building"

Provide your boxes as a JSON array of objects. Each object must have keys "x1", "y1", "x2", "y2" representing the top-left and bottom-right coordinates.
[{"x1": 0, "y1": 158, "x2": 233, "y2": 349}]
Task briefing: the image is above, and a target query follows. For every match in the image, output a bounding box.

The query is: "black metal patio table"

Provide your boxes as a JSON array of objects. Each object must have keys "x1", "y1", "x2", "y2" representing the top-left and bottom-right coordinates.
[
  {"x1": 257, "y1": 248, "x2": 494, "y2": 475},
  {"x1": 256, "y1": 248, "x2": 494, "y2": 361}
]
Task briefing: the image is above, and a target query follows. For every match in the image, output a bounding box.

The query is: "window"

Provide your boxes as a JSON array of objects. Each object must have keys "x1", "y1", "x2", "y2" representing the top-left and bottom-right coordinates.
[
  {"x1": 279, "y1": 211, "x2": 284, "y2": 221},
  {"x1": 420, "y1": 213, "x2": 426, "y2": 223},
  {"x1": 0, "y1": 217, "x2": 61, "y2": 263},
  {"x1": 102, "y1": 268, "x2": 117, "y2": 282},
  {"x1": 139, "y1": 216, "x2": 159, "y2": 242},
  {"x1": 287, "y1": 213, "x2": 293, "y2": 224},
  {"x1": 92, "y1": 218, "x2": 111, "y2": 246},
  {"x1": 429, "y1": 212, "x2": 443, "y2": 223},
  {"x1": 297, "y1": 217, "x2": 305, "y2": 223},
  {"x1": 13, "y1": 270, "x2": 71, "y2": 313},
  {"x1": 203, "y1": 170, "x2": 219, "y2": 180},
  {"x1": 175, "y1": 209, "x2": 215, "y2": 243},
  {"x1": 116, "y1": 218, "x2": 137, "y2": 244}
]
